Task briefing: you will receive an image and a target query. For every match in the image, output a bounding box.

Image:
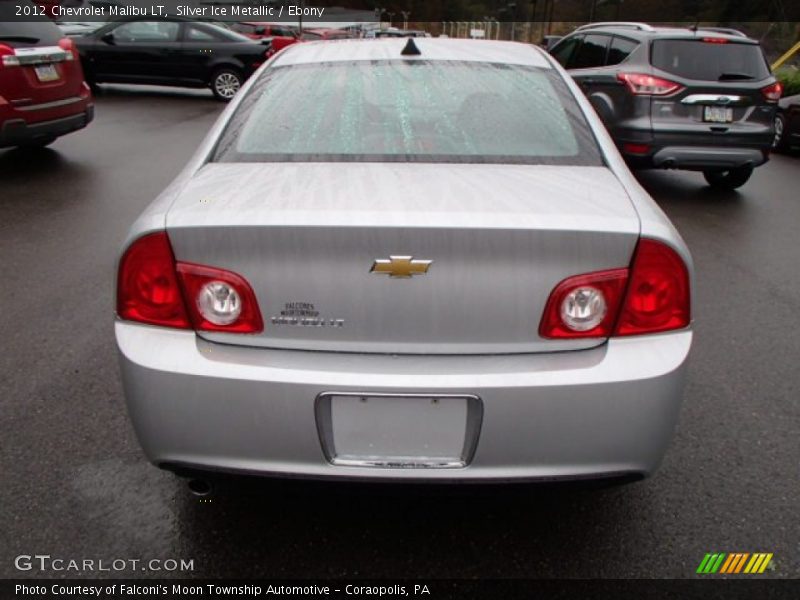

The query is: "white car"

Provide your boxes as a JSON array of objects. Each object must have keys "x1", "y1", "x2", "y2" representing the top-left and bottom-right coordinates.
[{"x1": 116, "y1": 38, "x2": 692, "y2": 491}]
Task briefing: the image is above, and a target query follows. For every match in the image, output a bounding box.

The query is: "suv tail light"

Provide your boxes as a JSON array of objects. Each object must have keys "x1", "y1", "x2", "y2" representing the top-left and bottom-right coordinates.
[
  {"x1": 0, "y1": 43, "x2": 20, "y2": 67},
  {"x1": 760, "y1": 81, "x2": 782, "y2": 103},
  {"x1": 539, "y1": 239, "x2": 690, "y2": 339},
  {"x1": 117, "y1": 232, "x2": 263, "y2": 333},
  {"x1": 58, "y1": 37, "x2": 76, "y2": 61},
  {"x1": 617, "y1": 73, "x2": 683, "y2": 96},
  {"x1": 702, "y1": 37, "x2": 729, "y2": 44}
]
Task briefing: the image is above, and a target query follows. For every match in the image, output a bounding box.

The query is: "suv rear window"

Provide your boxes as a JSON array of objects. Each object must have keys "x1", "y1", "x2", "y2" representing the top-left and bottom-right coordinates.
[
  {"x1": 0, "y1": 21, "x2": 62, "y2": 48},
  {"x1": 214, "y1": 61, "x2": 602, "y2": 166},
  {"x1": 650, "y1": 39, "x2": 770, "y2": 81}
]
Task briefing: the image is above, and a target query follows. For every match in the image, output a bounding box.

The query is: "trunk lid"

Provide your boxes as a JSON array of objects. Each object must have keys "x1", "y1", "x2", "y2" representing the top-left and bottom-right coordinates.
[{"x1": 166, "y1": 163, "x2": 640, "y2": 354}]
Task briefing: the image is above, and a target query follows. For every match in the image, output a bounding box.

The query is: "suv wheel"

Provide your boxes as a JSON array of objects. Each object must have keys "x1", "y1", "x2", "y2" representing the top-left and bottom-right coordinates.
[
  {"x1": 773, "y1": 113, "x2": 788, "y2": 151},
  {"x1": 210, "y1": 69, "x2": 243, "y2": 102},
  {"x1": 703, "y1": 166, "x2": 754, "y2": 190}
]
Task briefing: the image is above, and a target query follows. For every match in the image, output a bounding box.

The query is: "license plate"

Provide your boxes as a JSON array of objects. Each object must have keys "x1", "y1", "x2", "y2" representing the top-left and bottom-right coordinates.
[
  {"x1": 317, "y1": 393, "x2": 482, "y2": 468},
  {"x1": 34, "y1": 64, "x2": 59, "y2": 83},
  {"x1": 703, "y1": 105, "x2": 733, "y2": 123}
]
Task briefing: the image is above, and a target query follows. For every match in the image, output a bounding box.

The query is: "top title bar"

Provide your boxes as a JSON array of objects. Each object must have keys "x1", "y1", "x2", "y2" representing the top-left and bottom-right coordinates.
[{"x1": 1, "y1": 0, "x2": 799, "y2": 23}]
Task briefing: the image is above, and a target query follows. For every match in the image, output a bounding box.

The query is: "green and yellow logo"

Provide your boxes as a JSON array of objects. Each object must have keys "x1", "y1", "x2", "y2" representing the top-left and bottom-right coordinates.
[{"x1": 697, "y1": 553, "x2": 774, "y2": 574}]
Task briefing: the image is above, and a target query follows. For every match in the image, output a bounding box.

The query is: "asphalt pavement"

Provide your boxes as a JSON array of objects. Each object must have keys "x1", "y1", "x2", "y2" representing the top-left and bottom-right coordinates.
[{"x1": 1, "y1": 85, "x2": 798, "y2": 580}]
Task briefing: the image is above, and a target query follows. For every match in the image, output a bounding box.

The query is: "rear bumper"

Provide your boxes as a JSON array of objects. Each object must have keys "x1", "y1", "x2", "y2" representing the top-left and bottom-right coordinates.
[
  {"x1": 616, "y1": 129, "x2": 772, "y2": 170},
  {"x1": 650, "y1": 146, "x2": 766, "y2": 170},
  {"x1": 117, "y1": 321, "x2": 692, "y2": 483},
  {"x1": 0, "y1": 102, "x2": 93, "y2": 148}
]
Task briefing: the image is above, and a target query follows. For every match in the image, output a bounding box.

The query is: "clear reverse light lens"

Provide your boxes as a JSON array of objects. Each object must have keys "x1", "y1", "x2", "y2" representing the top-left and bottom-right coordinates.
[
  {"x1": 560, "y1": 286, "x2": 607, "y2": 332},
  {"x1": 197, "y1": 281, "x2": 242, "y2": 326}
]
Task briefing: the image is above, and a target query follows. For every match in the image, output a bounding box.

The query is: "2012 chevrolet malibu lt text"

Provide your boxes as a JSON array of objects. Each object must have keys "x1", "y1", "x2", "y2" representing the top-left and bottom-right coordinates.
[{"x1": 116, "y1": 38, "x2": 693, "y2": 485}]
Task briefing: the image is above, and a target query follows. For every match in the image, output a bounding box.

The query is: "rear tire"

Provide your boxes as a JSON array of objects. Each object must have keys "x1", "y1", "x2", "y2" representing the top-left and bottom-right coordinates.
[
  {"x1": 702, "y1": 166, "x2": 754, "y2": 190},
  {"x1": 772, "y1": 113, "x2": 788, "y2": 152},
  {"x1": 210, "y1": 68, "x2": 243, "y2": 102}
]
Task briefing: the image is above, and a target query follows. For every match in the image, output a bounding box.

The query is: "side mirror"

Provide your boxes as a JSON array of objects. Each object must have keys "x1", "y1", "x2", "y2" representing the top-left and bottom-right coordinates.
[{"x1": 101, "y1": 32, "x2": 115, "y2": 45}]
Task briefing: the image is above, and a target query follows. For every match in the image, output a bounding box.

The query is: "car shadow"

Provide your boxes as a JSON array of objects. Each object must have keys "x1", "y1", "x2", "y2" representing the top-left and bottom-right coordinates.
[
  {"x1": 95, "y1": 84, "x2": 219, "y2": 104},
  {"x1": 633, "y1": 169, "x2": 747, "y2": 208},
  {"x1": 0, "y1": 146, "x2": 92, "y2": 191},
  {"x1": 174, "y1": 474, "x2": 647, "y2": 578}
]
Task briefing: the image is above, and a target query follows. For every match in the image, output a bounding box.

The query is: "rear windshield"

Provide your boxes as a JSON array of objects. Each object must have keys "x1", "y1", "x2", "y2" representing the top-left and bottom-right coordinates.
[
  {"x1": 650, "y1": 39, "x2": 770, "y2": 81},
  {"x1": 213, "y1": 60, "x2": 603, "y2": 165},
  {"x1": 0, "y1": 21, "x2": 62, "y2": 48}
]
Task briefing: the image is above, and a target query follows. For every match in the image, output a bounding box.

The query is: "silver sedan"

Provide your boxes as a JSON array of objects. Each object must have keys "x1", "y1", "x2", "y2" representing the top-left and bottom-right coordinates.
[{"x1": 116, "y1": 38, "x2": 692, "y2": 486}]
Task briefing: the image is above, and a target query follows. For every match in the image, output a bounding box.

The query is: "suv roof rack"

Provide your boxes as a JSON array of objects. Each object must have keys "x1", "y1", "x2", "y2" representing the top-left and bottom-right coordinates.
[
  {"x1": 696, "y1": 27, "x2": 748, "y2": 38},
  {"x1": 574, "y1": 22, "x2": 655, "y2": 33}
]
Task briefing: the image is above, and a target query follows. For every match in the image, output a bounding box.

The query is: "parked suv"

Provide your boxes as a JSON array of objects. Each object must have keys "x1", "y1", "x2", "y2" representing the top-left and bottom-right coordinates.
[
  {"x1": 549, "y1": 22, "x2": 782, "y2": 189},
  {"x1": 0, "y1": 15, "x2": 94, "y2": 148}
]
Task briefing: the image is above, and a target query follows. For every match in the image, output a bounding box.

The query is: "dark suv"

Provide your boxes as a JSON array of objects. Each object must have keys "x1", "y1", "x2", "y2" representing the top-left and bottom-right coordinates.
[
  {"x1": 549, "y1": 22, "x2": 782, "y2": 189},
  {"x1": 0, "y1": 15, "x2": 94, "y2": 149}
]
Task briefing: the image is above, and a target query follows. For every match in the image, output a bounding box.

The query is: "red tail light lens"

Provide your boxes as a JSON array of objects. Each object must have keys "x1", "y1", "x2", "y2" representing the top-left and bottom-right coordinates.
[
  {"x1": 539, "y1": 269, "x2": 629, "y2": 339},
  {"x1": 622, "y1": 143, "x2": 651, "y2": 155},
  {"x1": 0, "y1": 43, "x2": 19, "y2": 68},
  {"x1": 702, "y1": 37, "x2": 729, "y2": 44},
  {"x1": 117, "y1": 232, "x2": 191, "y2": 329},
  {"x1": 117, "y1": 232, "x2": 263, "y2": 333},
  {"x1": 539, "y1": 239, "x2": 691, "y2": 339},
  {"x1": 614, "y1": 239, "x2": 690, "y2": 336},
  {"x1": 761, "y1": 81, "x2": 783, "y2": 103},
  {"x1": 58, "y1": 37, "x2": 76, "y2": 61},
  {"x1": 176, "y1": 263, "x2": 264, "y2": 333},
  {"x1": 618, "y1": 73, "x2": 683, "y2": 96}
]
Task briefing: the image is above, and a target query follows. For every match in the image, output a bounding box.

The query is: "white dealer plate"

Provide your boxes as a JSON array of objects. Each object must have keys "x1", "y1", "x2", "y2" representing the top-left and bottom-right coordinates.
[{"x1": 315, "y1": 393, "x2": 482, "y2": 468}]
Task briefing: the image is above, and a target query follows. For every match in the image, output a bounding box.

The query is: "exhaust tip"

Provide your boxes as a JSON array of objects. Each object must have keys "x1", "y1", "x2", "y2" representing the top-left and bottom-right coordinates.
[{"x1": 187, "y1": 478, "x2": 213, "y2": 497}]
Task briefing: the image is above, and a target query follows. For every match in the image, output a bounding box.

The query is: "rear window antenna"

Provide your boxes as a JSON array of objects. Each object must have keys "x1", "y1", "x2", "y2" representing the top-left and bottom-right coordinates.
[{"x1": 401, "y1": 38, "x2": 422, "y2": 56}]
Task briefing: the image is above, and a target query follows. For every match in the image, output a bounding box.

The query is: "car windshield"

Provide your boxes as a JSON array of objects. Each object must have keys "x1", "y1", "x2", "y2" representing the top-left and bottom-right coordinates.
[
  {"x1": 214, "y1": 60, "x2": 602, "y2": 165},
  {"x1": 650, "y1": 39, "x2": 770, "y2": 81}
]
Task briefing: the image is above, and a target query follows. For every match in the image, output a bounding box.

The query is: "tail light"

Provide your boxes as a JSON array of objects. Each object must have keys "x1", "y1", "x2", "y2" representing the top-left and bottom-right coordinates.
[
  {"x1": 617, "y1": 73, "x2": 683, "y2": 96},
  {"x1": 176, "y1": 263, "x2": 263, "y2": 333},
  {"x1": 539, "y1": 239, "x2": 690, "y2": 339},
  {"x1": 622, "y1": 142, "x2": 651, "y2": 155},
  {"x1": 702, "y1": 37, "x2": 729, "y2": 44},
  {"x1": 0, "y1": 44, "x2": 20, "y2": 68},
  {"x1": 539, "y1": 269, "x2": 629, "y2": 339},
  {"x1": 117, "y1": 232, "x2": 263, "y2": 333},
  {"x1": 117, "y1": 232, "x2": 190, "y2": 329},
  {"x1": 58, "y1": 37, "x2": 76, "y2": 61},
  {"x1": 761, "y1": 81, "x2": 782, "y2": 103},
  {"x1": 614, "y1": 239, "x2": 690, "y2": 336}
]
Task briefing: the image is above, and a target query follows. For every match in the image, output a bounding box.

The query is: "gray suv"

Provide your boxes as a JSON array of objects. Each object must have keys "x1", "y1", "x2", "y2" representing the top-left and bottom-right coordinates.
[{"x1": 549, "y1": 22, "x2": 782, "y2": 189}]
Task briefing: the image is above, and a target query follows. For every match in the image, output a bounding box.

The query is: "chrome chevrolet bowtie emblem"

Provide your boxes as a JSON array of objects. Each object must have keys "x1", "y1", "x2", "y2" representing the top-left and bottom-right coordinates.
[{"x1": 371, "y1": 256, "x2": 433, "y2": 278}]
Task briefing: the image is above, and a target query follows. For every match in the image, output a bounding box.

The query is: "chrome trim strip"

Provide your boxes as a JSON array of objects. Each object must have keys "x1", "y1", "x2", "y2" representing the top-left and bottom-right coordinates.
[
  {"x1": 17, "y1": 96, "x2": 83, "y2": 112},
  {"x1": 315, "y1": 391, "x2": 483, "y2": 469},
  {"x1": 681, "y1": 94, "x2": 749, "y2": 106},
  {"x1": 12, "y1": 46, "x2": 71, "y2": 66}
]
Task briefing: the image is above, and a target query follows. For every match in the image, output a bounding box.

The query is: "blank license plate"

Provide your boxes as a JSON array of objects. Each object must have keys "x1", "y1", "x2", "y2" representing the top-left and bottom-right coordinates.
[
  {"x1": 329, "y1": 395, "x2": 470, "y2": 467},
  {"x1": 703, "y1": 106, "x2": 733, "y2": 123},
  {"x1": 34, "y1": 64, "x2": 59, "y2": 82}
]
